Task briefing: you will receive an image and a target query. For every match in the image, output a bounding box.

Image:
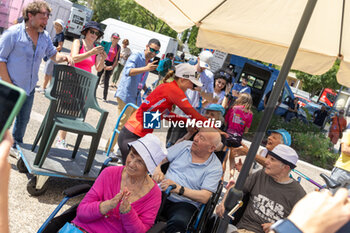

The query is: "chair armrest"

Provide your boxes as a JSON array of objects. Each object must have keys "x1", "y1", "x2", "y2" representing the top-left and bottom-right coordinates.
[
  {"x1": 146, "y1": 222, "x2": 167, "y2": 233},
  {"x1": 63, "y1": 184, "x2": 91, "y2": 198}
]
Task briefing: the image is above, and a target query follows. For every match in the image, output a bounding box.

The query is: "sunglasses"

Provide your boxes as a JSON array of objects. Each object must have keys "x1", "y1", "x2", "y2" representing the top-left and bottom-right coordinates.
[
  {"x1": 149, "y1": 47, "x2": 160, "y2": 54},
  {"x1": 219, "y1": 71, "x2": 231, "y2": 79},
  {"x1": 89, "y1": 29, "x2": 100, "y2": 36}
]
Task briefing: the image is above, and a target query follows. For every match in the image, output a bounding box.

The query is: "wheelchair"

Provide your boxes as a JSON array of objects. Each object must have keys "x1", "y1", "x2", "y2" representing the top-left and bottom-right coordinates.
[{"x1": 37, "y1": 163, "x2": 223, "y2": 233}]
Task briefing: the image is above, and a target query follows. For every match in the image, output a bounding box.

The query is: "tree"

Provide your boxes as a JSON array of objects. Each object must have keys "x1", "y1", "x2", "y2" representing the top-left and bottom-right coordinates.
[
  {"x1": 187, "y1": 26, "x2": 201, "y2": 56},
  {"x1": 295, "y1": 60, "x2": 341, "y2": 97},
  {"x1": 92, "y1": 0, "x2": 177, "y2": 38}
]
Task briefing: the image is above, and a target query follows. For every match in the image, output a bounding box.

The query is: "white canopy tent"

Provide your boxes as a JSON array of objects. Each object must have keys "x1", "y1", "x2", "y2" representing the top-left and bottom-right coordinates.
[
  {"x1": 134, "y1": 1, "x2": 349, "y2": 231},
  {"x1": 135, "y1": 0, "x2": 350, "y2": 87}
]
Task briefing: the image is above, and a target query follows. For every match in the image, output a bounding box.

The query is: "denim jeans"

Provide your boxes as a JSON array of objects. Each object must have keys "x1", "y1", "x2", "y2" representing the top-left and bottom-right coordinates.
[
  {"x1": 162, "y1": 200, "x2": 198, "y2": 233},
  {"x1": 12, "y1": 89, "x2": 35, "y2": 143}
]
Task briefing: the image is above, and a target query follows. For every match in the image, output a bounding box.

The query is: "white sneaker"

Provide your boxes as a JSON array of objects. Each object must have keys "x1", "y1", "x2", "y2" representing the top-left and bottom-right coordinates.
[
  {"x1": 56, "y1": 139, "x2": 68, "y2": 149},
  {"x1": 35, "y1": 87, "x2": 45, "y2": 94}
]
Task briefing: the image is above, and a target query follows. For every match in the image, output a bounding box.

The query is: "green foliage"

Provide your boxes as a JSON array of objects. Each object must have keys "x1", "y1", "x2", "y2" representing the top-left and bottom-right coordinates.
[
  {"x1": 295, "y1": 59, "x2": 341, "y2": 97},
  {"x1": 246, "y1": 108, "x2": 337, "y2": 170},
  {"x1": 181, "y1": 29, "x2": 189, "y2": 43},
  {"x1": 92, "y1": 0, "x2": 177, "y2": 38},
  {"x1": 187, "y1": 26, "x2": 200, "y2": 56}
]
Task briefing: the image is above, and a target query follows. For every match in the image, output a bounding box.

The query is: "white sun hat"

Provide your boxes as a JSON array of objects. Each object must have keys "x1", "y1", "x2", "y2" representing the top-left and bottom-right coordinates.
[{"x1": 128, "y1": 134, "x2": 167, "y2": 175}]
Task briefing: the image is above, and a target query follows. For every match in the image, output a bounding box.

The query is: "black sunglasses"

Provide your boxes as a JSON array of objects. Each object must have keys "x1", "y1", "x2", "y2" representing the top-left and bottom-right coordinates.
[{"x1": 89, "y1": 29, "x2": 100, "y2": 36}]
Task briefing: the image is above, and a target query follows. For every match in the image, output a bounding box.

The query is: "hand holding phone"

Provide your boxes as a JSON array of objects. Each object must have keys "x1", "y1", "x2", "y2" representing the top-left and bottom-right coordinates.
[
  {"x1": 101, "y1": 41, "x2": 112, "y2": 54},
  {"x1": 0, "y1": 80, "x2": 26, "y2": 142}
]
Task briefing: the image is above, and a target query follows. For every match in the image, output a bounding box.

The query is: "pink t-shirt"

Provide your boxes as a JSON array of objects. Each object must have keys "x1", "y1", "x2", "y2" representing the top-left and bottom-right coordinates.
[
  {"x1": 225, "y1": 105, "x2": 253, "y2": 136},
  {"x1": 72, "y1": 166, "x2": 162, "y2": 233},
  {"x1": 74, "y1": 43, "x2": 96, "y2": 73},
  {"x1": 106, "y1": 45, "x2": 119, "y2": 62}
]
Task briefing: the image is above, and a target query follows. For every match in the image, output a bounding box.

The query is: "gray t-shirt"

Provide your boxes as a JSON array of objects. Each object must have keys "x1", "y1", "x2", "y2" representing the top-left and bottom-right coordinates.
[{"x1": 237, "y1": 169, "x2": 306, "y2": 233}]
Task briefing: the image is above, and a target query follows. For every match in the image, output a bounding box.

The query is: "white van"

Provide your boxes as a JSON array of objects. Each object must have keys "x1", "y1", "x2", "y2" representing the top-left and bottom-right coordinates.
[
  {"x1": 65, "y1": 7, "x2": 86, "y2": 39},
  {"x1": 101, "y1": 18, "x2": 178, "y2": 60}
]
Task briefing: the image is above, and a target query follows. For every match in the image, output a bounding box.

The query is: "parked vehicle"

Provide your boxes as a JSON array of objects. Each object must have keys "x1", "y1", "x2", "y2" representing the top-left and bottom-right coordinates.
[
  {"x1": 319, "y1": 88, "x2": 337, "y2": 107},
  {"x1": 65, "y1": 5, "x2": 87, "y2": 39},
  {"x1": 100, "y1": 18, "x2": 178, "y2": 60},
  {"x1": 295, "y1": 94, "x2": 311, "y2": 107},
  {"x1": 229, "y1": 54, "x2": 295, "y2": 116},
  {"x1": 45, "y1": 0, "x2": 73, "y2": 39}
]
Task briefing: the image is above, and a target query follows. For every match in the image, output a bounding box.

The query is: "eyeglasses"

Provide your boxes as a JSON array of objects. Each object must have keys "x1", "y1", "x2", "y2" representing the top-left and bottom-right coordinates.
[
  {"x1": 149, "y1": 47, "x2": 160, "y2": 54},
  {"x1": 89, "y1": 29, "x2": 100, "y2": 36},
  {"x1": 219, "y1": 71, "x2": 231, "y2": 80},
  {"x1": 37, "y1": 12, "x2": 52, "y2": 18}
]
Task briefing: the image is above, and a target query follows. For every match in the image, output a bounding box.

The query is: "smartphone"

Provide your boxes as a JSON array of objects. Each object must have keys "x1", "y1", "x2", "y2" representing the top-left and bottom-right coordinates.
[
  {"x1": 153, "y1": 57, "x2": 160, "y2": 65},
  {"x1": 0, "y1": 80, "x2": 27, "y2": 142},
  {"x1": 100, "y1": 41, "x2": 112, "y2": 54}
]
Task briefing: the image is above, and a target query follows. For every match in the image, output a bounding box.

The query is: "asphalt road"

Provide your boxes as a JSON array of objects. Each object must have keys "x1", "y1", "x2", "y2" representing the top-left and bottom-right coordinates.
[{"x1": 7, "y1": 40, "x2": 331, "y2": 233}]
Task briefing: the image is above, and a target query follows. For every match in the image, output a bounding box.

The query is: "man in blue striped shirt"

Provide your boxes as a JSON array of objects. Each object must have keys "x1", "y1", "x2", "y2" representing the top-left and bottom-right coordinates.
[{"x1": 0, "y1": 1, "x2": 71, "y2": 151}]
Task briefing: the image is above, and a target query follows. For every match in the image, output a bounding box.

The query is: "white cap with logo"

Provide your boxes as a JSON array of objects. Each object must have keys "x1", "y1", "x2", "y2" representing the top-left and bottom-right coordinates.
[
  {"x1": 175, "y1": 63, "x2": 203, "y2": 87},
  {"x1": 199, "y1": 50, "x2": 214, "y2": 69}
]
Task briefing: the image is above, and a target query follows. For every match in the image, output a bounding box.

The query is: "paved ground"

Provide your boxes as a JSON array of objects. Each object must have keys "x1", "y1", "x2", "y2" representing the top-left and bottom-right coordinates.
[{"x1": 7, "y1": 40, "x2": 333, "y2": 232}]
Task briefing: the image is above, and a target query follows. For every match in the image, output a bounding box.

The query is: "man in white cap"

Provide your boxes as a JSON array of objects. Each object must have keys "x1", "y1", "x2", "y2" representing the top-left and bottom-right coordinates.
[
  {"x1": 217, "y1": 144, "x2": 306, "y2": 233},
  {"x1": 153, "y1": 128, "x2": 222, "y2": 233},
  {"x1": 166, "y1": 50, "x2": 215, "y2": 147}
]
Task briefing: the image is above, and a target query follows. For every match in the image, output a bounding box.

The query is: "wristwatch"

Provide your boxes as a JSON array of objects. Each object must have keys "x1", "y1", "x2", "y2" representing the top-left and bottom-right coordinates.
[
  {"x1": 178, "y1": 186, "x2": 185, "y2": 196},
  {"x1": 270, "y1": 219, "x2": 302, "y2": 233}
]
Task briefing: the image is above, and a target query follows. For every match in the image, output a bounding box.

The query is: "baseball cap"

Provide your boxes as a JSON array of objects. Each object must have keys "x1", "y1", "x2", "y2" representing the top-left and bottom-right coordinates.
[
  {"x1": 267, "y1": 144, "x2": 298, "y2": 169},
  {"x1": 128, "y1": 134, "x2": 167, "y2": 175},
  {"x1": 199, "y1": 50, "x2": 213, "y2": 69},
  {"x1": 112, "y1": 33, "x2": 120, "y2": 39},
  {"x1": 267, "y1": 129, "x2": 291, "y2": 146},
  {"x1": 205, "y1": 104, "x2": 225, "y2": 116},
  {"x1": 175, "y1": 63, "x2": 202, "y2": 87},
  {"x1": 53, "y1": 19, "x2": 65, "y2": 28}
]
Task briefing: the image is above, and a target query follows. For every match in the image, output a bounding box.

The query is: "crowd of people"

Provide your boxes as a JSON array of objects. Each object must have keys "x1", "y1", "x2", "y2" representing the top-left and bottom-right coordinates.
[{"x1": 0, "y1": 1, "x2": 350, "y2": 233}]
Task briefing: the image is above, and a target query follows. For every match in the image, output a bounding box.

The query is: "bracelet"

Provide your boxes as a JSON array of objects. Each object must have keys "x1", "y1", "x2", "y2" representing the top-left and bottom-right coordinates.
[{"x1": 119, "y1": 206, "x2": 131, "y2": 215}]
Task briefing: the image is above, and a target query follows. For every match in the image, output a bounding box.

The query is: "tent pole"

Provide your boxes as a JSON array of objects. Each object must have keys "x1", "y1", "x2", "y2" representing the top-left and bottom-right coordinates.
[{"x1": 215, "y1": 0, "x2": 318, "y2": 232}]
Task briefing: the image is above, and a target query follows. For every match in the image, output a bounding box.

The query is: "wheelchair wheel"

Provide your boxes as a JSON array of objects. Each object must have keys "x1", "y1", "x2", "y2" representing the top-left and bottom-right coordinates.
[
  {"x1": 27, "y1": 176, "x2": 48, "y2": 196},
  {"x1": 16, "y1": 158, "x2": 28, "y2": 173}
]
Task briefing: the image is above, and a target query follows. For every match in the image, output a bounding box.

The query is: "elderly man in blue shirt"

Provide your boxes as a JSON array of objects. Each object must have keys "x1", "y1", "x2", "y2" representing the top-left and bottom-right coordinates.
[
  {"x1": 105, "y1": 39, "x2": 160, "y2": 156},
  {"x1": 0, "y1": 1, "x2": 71, "y2": 152},
  {"x1": 153, "y1": 127, "x2": 223, "y2": 233}
]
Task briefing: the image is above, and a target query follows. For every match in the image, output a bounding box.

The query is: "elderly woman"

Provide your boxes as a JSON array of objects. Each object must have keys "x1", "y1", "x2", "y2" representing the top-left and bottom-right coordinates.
[{"x1": 66, "y1": 134, "x2": 166, "y2": 233}]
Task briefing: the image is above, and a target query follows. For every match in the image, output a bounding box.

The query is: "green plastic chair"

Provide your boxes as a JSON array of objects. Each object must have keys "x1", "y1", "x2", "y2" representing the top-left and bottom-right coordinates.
[{"x1": 32, "y1": 65, "x2": 109, "y2": 174}]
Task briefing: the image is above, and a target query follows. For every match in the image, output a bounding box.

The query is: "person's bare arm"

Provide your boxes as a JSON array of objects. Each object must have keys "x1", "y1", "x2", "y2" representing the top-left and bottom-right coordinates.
[
  {"x1": 341, "y1": 142, "x2": 350, "y2": 155},
  {"x1": 95, "y1": 52, "x2": 108, "y2": 72},
  {"x1": 0, "y1": 63, "x2": 12, "y2": 84},
  {"x1": 70, "y1": 39, "x2": 104, "y2": 64},
  {"x1": 152, "y1": 158, "x2": 169, "y2": 183},
  {"x1": 129, "y1": 60, "x2": 158, "y2": 76},
  {"x1": 255, "y1": 154, "x2": 267, "y2": 167},
  {"x1": 160, "y1": 179, "x2": 212, "y2": 204},
  {"x1": 56, "y1": 41, "x2": 64, "y2": 52},
  {"x1": 50, "y1": 52, "x2": 72, "y2": 64},
  {"x1": 112, "y1": 50, "x2": 120, "y2": 69},
  {"x1": 0, "y1": 131, "x2": 13, "y2": 233}
]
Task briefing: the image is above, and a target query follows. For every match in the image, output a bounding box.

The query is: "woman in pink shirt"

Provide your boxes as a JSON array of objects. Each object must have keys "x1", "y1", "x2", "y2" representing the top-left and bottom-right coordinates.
[
  {"x1": 66, "y1": 134, "x2": 166, "y2": 233},
  {"x1": 97, "y1": 33, "x2": 121, "y2": 102},
  {"x1": 223, "y1": 93, "x2": 253, "y2": 179},
  {"x1": 56, "y1": 21, "x2": 107, "y2": 149}
]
